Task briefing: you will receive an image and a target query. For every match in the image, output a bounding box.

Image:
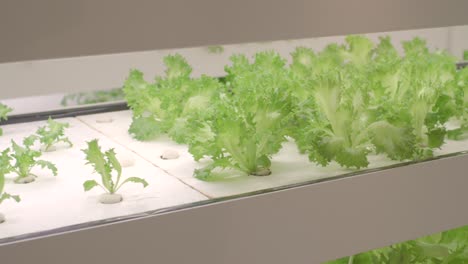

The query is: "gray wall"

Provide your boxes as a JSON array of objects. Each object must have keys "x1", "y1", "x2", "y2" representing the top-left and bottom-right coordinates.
[{"x1": 1, "y1": 0, "x2": 468, "y2": 63}]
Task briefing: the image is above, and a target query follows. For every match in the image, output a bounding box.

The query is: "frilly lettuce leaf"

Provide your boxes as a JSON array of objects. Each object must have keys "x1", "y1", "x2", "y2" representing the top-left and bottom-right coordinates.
[
  {"x1": 124, "y1": 54, "x2": 222, "y2": 143},
  {"x1": 188, "y1": 51, "x2": 293, "y2": 179}
]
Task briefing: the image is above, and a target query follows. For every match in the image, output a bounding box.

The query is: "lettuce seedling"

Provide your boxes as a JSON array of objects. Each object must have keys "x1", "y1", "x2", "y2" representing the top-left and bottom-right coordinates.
[
  {"x1": 35, "y1": 117, "x2": 73, "y2": 151},
  {"x1": 0, "y1": 149, "x2": 20, "y2": 205},
  {"x1": 124, "y1": 54, "x2": 222, "y2": 143},
  {"x1": 9, "y1": 136, "x2": 58, "y2": 183},
  {"x1": 82, "y1": 139, "x2": 148, "y2": 196},
  {"x1": 188, "y1": 52, "x2": 293, "y2": 180},
  {"x1": 0, "y1": 103, "x2": 12, "y2": 136}
]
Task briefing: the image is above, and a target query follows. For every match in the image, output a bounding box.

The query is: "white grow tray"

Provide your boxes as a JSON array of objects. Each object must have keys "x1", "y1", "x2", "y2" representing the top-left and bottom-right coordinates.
[{"x1": 0, "y1": 109, "x2": 466, "y2": 250}]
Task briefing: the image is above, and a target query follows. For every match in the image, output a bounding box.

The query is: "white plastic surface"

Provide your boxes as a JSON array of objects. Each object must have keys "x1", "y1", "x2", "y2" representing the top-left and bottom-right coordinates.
[
  {"x1": 78, "y1": 110, "x2": 468, "y2": 198},
  {"x1": 0, "y1": 118, "x2": 207, "y2": 240},
  {"x1": 1, "y1": 111, "x2": 467, "y2": 241}
]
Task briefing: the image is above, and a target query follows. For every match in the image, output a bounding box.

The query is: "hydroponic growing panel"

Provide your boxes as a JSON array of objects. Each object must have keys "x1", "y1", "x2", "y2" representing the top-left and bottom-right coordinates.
[
  {"x1": 0, "y1": 118, "x2": 207, "y2": 241},
  {"x1": 78, "y1": 110, "x2": 468, "y2": 198}
]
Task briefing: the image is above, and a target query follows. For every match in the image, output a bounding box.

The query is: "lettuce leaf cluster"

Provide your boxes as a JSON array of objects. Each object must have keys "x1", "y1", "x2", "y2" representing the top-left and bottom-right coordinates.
[
  {"x1": 124, "y1": 54, "x2": 222, "y2": 143},
  {"x1": 124, "y1": 36, "x2": 466, "y2": 177},
  {"x1": 189, "y1": 52, "x2": 293, "y2": 179},
  {"x1": 448, "y1": 66, "x2": 468, "y2": 140},
  {"x1": 82, "y1": 139, "x2": 148, "y2": 194},
  {"x1": 0, "y1": 149, "x2": 20, "y2": 204},
  {"x1": 290, "y1": 36, "x2": 459, "y2": 168}
]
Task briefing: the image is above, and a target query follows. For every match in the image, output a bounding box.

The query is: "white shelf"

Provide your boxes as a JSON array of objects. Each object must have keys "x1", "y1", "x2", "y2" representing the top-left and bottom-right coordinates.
[
  {"x1": 0, "y1": 111, "x2": 466, "y2": 263},
  {"x1": 78, "y1": 110, "x2": 468, "y2": 198},
  {"x1": 0, "y1": 118, "x2": 207, "y2": 240}
]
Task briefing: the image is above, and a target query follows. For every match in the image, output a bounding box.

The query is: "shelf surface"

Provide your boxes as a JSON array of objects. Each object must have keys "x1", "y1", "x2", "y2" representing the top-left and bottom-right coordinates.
[
  {"x1": 78, "y1": 110, "x2": 468, "y2": 198},
  {"x1": 0, "y1": 109, "x2": 466, "y2": 245},
  {"x1": 0, "y1": 117, "x2": 208, "y2": 242}
]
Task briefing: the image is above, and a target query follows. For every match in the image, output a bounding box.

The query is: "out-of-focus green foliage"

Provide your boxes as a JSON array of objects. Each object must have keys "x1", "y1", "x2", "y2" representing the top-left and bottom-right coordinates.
[
  {"x1": 0, "y1": 103, "x2": 12, "y2": 136},
  {"x1": 61, "y1": 88, "x2": 125, "y2": 106},
  {"x1": 325, "y1": 225, "x2": 468, "y2": 264}
]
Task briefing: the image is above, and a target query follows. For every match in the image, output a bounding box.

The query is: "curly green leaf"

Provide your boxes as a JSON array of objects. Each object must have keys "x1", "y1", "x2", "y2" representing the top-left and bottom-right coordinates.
[{"x1": 36, "y1": 160, "x2": 58, "y2": 176}]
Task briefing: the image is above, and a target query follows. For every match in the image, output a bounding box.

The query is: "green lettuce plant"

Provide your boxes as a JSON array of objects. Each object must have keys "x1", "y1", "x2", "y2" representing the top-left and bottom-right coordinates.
[
  {"x1": 0, "y1": 149, "x2": 20, "y2": 205},
  {"x1": 448, "y1": 66, "x2": 468, "y2": 140},
  {"x1": 187, "y1": 52, "x2": 293, "y2": 180},
  {"x1": 82, "y1": 139, "x2": 148, "y2": 195},
  {"x1": 289, "y1": 36, "x2": 459, "y2": 168},
  {"x1": 290, "y1": 39, "x2": 372, "y2": 168},
  {"x1": 369, "y1": 37, "x2": 457, "y2": 158},
  {"x1": 34, "y1": 117, "x2": 73, "y2": 151},
  {"x1": 0, "y1": 103, "x2": 12, "y2": 136},
  {"x1": 9, "y1": 136, "x2": 58, "y2": 183},
  {"x1": 124, "y1": 54, "x2": 222, "y2": 143}
]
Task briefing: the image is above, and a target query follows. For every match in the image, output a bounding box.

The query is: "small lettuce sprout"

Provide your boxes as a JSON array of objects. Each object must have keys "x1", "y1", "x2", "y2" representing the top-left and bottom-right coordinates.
[
  {"x1": 0, "y1": 149, "x2": 20, "y2": 203},
  {"x1": 0, "y1": 149, "x2": 20, "y2": 223},
  {"x1": 82, "y1": 139, "x2": 148, "y2": 201},
  {"x1": 9, "y1": 136, "x2": 58, "y2": 184},
  {"x1": 35, "y1": 117, "x2": 73, "y2": 151},
  {"x1": 0, "y1": 103, "x2": 12, "y2": 136}
]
